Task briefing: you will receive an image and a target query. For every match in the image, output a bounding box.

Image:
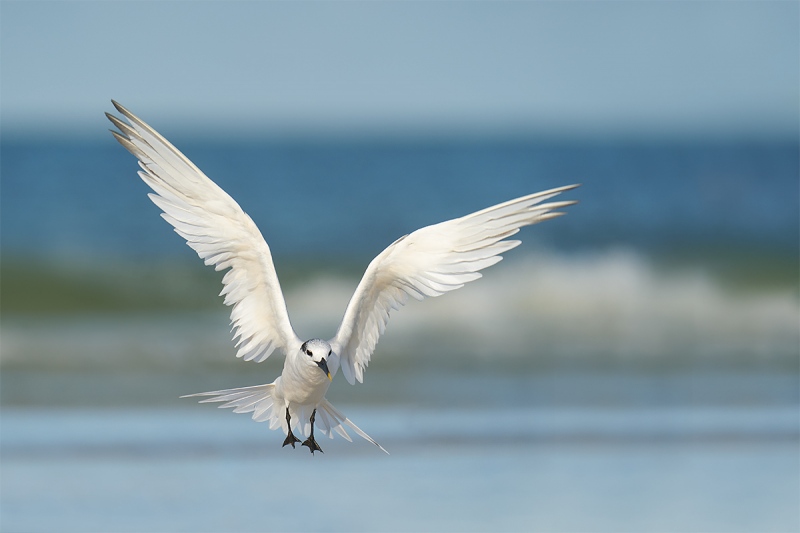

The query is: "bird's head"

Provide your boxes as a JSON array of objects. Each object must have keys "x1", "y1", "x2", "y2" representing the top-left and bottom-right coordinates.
[{"x1": 300, "y1": 339, "x2": 333, "y2": 381}]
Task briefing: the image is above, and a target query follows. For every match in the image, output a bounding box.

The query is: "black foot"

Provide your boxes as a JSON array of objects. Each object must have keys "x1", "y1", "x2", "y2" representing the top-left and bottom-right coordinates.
[
  {"x1": 302, "y1": 408, "x2": 323, "y2": 454},
  {"x1": 282, "y1": 408, "x2": 301, "y2": 449},
  {"x1": 282, "y1": 431, "x2": 301, "y2": 448},
  {"x1": 302, "y1": 436, "x2": 324, "y2": 454}
]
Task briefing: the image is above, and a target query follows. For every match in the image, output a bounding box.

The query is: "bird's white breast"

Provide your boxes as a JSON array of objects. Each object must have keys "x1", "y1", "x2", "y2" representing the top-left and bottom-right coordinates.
[{"x1": 277, "y1": 351, "x2": 337, "y2": 406}]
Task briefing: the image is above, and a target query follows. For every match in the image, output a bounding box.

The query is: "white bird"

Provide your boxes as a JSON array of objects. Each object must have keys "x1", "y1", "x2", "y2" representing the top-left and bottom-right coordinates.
[{"x1": 107, "y1": 101, "x2": 578, "y2": 455}]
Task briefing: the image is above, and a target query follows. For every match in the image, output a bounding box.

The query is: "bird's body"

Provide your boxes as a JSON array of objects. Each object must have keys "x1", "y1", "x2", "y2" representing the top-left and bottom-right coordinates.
[
  {"x1": 107, "y1": 101, "x2": 578, "y2": 454},
  {"x1": 278, "y1": 340, "x2": 335, "y2": 409}
]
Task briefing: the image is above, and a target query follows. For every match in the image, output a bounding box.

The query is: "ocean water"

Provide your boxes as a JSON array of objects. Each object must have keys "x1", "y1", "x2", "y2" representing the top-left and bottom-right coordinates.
[
  {"x1": 2, "y1": 138, "x2": 798, "y2": 260},
  {"x1": 2, "y1": 404, "x2": 798, "y2": 533},
  {"x1": 1, "y1": 136, "x2": 798, "y2": 532}
]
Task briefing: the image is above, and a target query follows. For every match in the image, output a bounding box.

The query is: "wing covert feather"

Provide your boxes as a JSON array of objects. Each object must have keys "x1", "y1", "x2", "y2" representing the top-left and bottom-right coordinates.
[
  {"x1": 107, "y1": 101, "x2": 300, "y2": 362},
  {"x1": 330, "y1": 185, "x2": 578, "y2": 384}
]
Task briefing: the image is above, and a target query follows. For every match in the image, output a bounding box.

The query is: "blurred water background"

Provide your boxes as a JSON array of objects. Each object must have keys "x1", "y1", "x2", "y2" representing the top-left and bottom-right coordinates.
[
  {"x1": 2, "y1": 136, "x2": 798, "y2": 532},
  {"x1": 2, "y1": 2, "x2": 799, "y2": 532}
]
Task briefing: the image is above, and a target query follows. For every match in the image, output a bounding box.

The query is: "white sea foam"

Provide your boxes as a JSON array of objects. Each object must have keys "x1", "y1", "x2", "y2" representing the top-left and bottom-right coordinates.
[
  {"x1": 287, "y1": 249, "x2": 799, "y2": 363},
  {"x1": 2, "y1": 250, "x2": 797, "y2": 370}
]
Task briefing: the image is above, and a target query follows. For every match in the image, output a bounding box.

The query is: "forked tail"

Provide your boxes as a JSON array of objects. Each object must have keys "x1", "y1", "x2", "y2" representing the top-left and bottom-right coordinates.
[
  {"x1": 318, "y1": 398, "x2": 389, "y2": 454},
  {"x1": 181, "y1": 385, "x2": 389, "y2": 454}
]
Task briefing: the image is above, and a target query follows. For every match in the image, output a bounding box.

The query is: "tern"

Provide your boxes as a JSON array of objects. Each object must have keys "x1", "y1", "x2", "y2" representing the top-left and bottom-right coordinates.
[{"x1": 107, "y1": 101, "x2": 578, "y2": 454}]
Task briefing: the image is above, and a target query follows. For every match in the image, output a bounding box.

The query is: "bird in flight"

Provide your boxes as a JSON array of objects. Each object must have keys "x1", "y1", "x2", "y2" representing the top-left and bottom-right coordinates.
[{"x1": 107, "y1": 101, "x2": 578, "y2": 455}]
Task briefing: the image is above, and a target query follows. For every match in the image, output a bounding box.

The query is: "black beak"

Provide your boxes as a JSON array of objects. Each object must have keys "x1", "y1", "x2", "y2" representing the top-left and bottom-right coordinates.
[{"x1": 316, "y1": 359, "x2": 332, "y2": 381}]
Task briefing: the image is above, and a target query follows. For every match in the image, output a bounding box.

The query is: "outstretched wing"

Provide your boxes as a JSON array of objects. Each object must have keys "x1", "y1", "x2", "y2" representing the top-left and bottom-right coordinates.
[
  {"x1": 107, "y1": 101, "x2": 300, "y2": 362},
  {"x1": 330, "y1": 184, "x2": 579, "y2": 384}
]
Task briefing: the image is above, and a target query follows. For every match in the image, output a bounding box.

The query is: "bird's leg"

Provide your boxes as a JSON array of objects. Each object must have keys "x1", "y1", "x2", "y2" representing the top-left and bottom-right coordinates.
[
  {"x1": 302, "y1": 409, "x2": 324, "y2": 454},
  {"x1": 282, "y1": 408, "x2": 301, "y2": 449}
]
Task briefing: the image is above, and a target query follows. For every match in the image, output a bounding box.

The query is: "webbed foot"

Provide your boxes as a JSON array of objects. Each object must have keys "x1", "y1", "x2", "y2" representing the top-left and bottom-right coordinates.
[
  {"x1": 302, "y1": 408, "x2": 323, "y2": 454},
  {"x1": 282, "y1": 408, "x2": 301, "y2": 449},
  {"x1": 282, "y1": 431, "x2": 301, "y2": 448},
  {"x1": 302, "y1": 436, "x2": 324, "y2": 454}
]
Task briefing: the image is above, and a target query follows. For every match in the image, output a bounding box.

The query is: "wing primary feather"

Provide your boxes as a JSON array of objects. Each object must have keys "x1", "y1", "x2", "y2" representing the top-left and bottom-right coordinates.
[
  {"x1": 331, "y1": 184, "x2": 579, "y2": 385},
  {"x1": 107, "y1": 102, "x2": 300, "y2": 364}
]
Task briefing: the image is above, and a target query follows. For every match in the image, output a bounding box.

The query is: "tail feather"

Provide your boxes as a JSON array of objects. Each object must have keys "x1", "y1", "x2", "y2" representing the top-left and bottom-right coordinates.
[
  {"x1": 182, "y1": 385, "x2": 389, "y2": 454},
  {"x1": 319, "y1": 399, "x2": 390, "y2": 455},
  {"x1": 181, "y1": 384, "x2": 281, "y2": 426}
]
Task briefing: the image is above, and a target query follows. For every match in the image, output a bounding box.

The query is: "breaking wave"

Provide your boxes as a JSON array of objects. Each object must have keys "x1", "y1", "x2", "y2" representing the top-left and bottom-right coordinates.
[
  {"x1": 288, "y1": 249, "x2": 799, "y2": 364},
  {"x1": 2, "y1": 250, "x2": 797, "y2": 371}
]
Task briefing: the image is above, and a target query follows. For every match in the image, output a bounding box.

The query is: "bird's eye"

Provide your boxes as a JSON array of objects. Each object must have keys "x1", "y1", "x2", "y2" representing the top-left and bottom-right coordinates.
[
  {"x1": 306, "y1": 349, "x2": 312, "y2": 356},
  {"x1": 328, "y1": 349, "x2": 332, "y2": 356}
]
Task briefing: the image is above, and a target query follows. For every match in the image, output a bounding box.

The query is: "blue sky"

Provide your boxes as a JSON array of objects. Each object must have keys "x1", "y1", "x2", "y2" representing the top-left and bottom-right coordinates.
[{"x1": 1, "y1": 1, "x2": 797, "y2": 139}]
